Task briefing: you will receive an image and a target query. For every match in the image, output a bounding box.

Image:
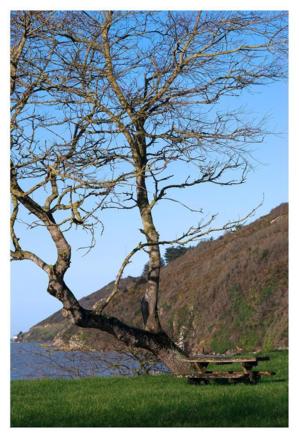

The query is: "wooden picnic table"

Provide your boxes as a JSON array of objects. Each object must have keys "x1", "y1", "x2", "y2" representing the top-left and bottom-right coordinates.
[{"x1": 181, "y1": 355, "x2": 275, "y2": 384}]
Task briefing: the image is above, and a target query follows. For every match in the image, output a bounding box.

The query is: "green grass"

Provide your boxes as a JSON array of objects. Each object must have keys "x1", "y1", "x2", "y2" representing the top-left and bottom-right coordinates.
[{"x1": 11, "y1": 350, "x2": 288, "y2": 427}]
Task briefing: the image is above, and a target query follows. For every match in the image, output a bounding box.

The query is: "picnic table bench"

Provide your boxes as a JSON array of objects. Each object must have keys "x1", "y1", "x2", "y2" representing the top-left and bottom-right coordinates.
[{"x1": 181, "y1": 355, "x2": 275, "y2": 384}]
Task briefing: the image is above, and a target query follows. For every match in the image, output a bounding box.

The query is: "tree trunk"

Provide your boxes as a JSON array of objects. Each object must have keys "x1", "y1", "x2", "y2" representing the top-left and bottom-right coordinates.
[
  {"x1": 78, "y1": 312, "x2": 197, "y2": 375},
  {"x1": 132, "y1": 127, "x2": 162, "y2": 333},
  {"x1": 79, "y1": 310, "x2": 196, "y2": 375},
  {"x1": 156, "y1": 348, "x2": 197, "y2": 376},
  {"x1": 139, "y1": 206, "x2": 162, "y2": 333},
  {"x1": 47, "y1": 277, "x2": 196, "y2": 375}
]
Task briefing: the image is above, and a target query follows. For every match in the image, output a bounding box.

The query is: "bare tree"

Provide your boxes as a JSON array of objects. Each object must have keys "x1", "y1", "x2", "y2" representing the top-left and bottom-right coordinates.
[{"x1": 10, "y1": 11, "x2": 287, "y2": 374}]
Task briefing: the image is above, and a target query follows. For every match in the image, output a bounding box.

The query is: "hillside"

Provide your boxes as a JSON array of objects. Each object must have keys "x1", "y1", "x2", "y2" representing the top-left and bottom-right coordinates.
[{"x1": 23, "y1": 203, "x2": 288, "y2": 354}]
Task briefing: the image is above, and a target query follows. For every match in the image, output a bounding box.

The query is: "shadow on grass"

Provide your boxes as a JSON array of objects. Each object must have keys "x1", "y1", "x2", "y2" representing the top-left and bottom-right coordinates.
[{"x1": 12, "y1": 381, "x2": 288, "y2": 427}]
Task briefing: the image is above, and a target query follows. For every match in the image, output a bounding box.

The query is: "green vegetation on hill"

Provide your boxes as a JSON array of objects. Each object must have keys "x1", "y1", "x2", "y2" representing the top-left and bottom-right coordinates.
[
  {"x1": 164, "y1": 245, "x2": 190, "y2": 264},
  {"x1": 11, "y1": 351, "x2": 288, "y2": 427}
]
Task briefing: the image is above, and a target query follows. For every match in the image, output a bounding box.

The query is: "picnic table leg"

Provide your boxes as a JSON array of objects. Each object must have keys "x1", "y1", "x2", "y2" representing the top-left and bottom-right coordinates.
[
  {"x1": 187, "y1": 377, "x2": 209, "y2": 385},
  {"x1": 250, "y1": 371, "x2": 261, "y2": 384},
  {"x1": 187, "y1": 363, "x2": 210, "y2": 385},
  {"x1": 242, "y1": 363, "x2": 261, "y2": 384},
  {"x1": 242, "y1": 363, "x2": 253, "y2": 384},
  {"x1": 195, "y1": 363, "x2": 209, "y2": 372}
]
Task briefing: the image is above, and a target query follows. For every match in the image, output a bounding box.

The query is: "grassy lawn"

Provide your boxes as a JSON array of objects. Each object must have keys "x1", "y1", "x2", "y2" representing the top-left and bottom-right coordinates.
[{"x1": 11, "y1": 350, "x2": 288, "y2": 427}]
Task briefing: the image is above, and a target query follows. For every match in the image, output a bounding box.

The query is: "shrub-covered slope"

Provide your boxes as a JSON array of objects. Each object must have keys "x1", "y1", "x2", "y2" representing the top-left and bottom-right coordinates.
[{"x1": 23, "y1": 203, "x2": 288, "y2": 354}]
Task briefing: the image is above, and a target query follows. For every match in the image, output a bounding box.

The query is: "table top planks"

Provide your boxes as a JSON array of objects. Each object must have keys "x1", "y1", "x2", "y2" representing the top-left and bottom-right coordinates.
[{"x1": 181, "y1": 356, "x2": 270, "y2": 364}]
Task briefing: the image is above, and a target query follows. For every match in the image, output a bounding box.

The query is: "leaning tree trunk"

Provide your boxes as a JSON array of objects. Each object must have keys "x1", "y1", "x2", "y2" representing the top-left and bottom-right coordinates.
[
  {"x1": 48, "y1": 276, "x2": 197, "y2": 375},
  {"x1": 81, "y1": 313, "x2": 198, "y2": 376}
]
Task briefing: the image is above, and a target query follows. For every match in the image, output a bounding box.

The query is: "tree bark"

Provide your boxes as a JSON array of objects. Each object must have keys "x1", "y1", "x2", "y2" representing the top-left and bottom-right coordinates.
[
  {"x1": 134, "y1": 157, "x2": 162, "y2": 332},
  {"x1": 130, "y1": 119, "x2": 163, "y2": 333},
  {"x1": 48, "y1": 276, "x2": 196, "y2": 375},
  {"x1": 138, "y1": 199, "x2": 162, "y2": 333},
  {"x1": 78, "y1": 311, "x2": 196, "y2": 375}
]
